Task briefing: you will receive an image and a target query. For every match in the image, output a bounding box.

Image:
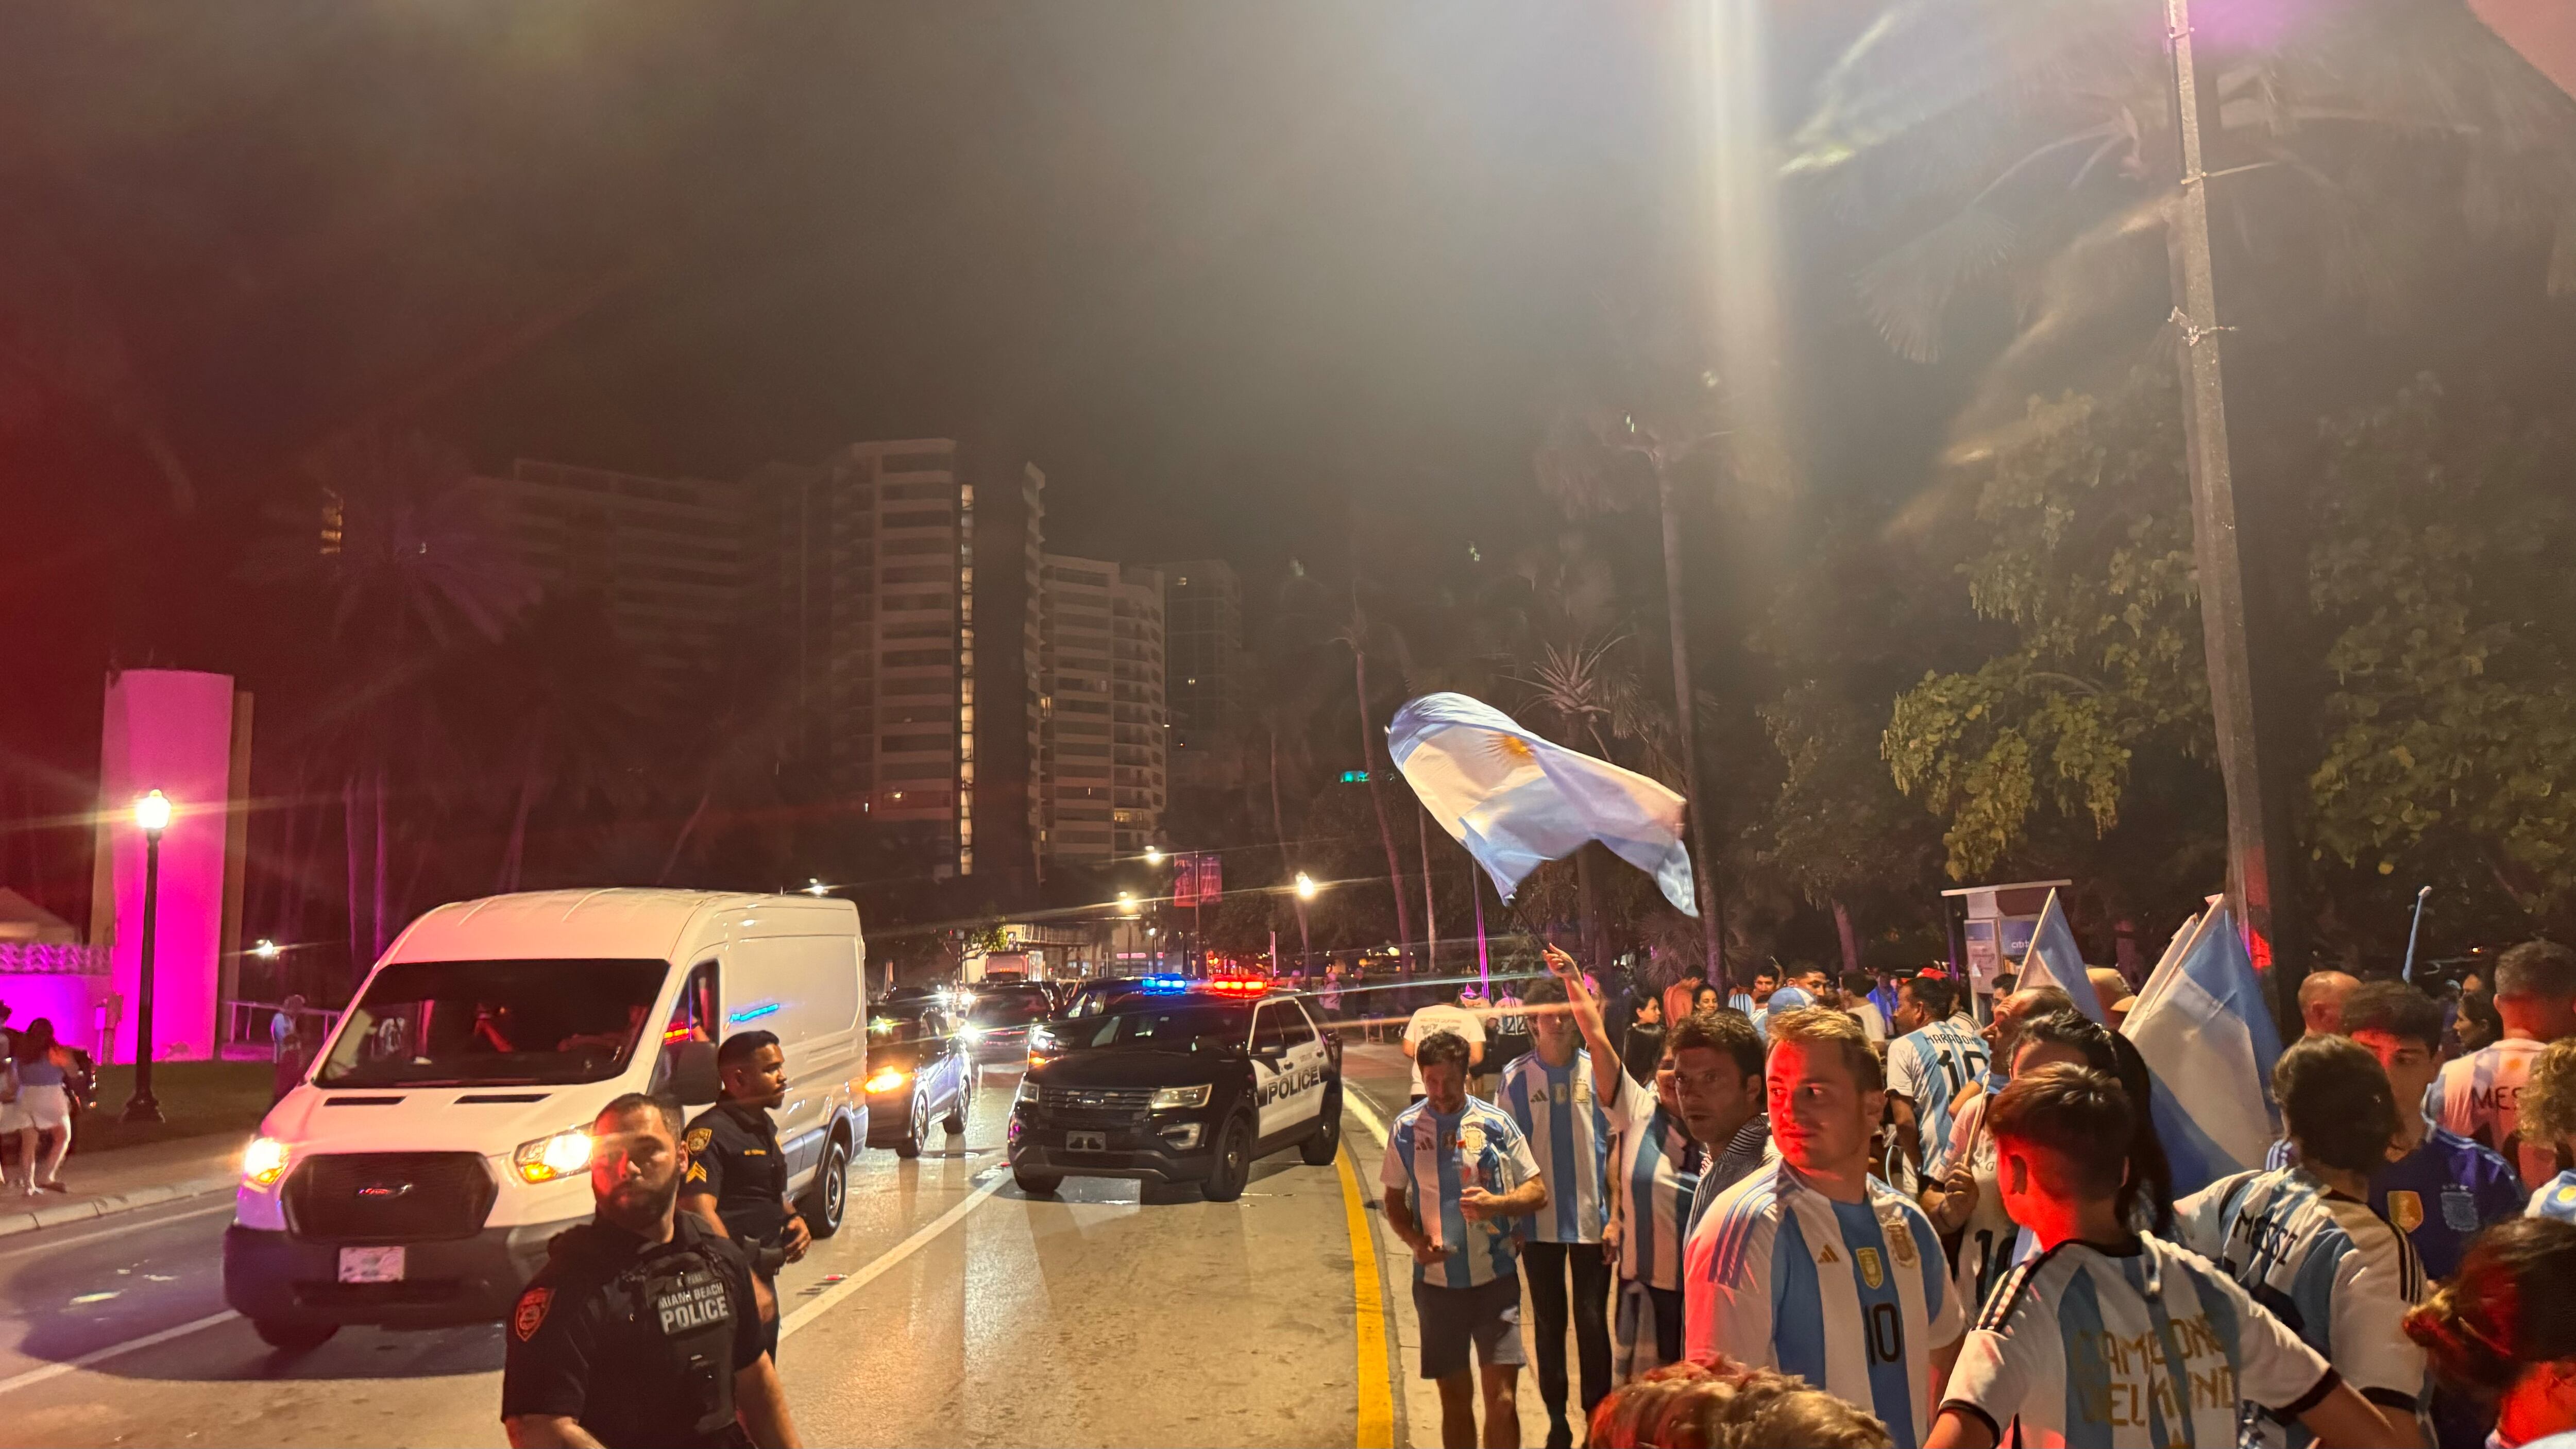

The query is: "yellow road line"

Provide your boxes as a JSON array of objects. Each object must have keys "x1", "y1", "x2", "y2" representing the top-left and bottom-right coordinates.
[{"x1": 1336, "y1": 1141, "x2": 1397, "y2": 1449}]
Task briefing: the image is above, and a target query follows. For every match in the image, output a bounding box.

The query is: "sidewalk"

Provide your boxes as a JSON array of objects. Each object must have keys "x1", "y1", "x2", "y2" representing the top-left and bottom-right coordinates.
[{"x1": 0, "y1": 1130, "x2": 246, "y2": 1238}]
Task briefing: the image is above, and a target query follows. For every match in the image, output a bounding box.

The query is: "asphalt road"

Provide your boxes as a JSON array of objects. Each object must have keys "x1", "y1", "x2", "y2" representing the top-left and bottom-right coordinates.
[{"x1": 0, "y1": 1056, "x2": 1411, "y2": 1449}]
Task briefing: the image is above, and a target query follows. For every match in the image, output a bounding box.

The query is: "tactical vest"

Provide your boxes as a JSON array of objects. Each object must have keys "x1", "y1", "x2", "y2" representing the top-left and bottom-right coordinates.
[{"x1": 612, "y1": 1239, "x2": 739, "y2": 1439}]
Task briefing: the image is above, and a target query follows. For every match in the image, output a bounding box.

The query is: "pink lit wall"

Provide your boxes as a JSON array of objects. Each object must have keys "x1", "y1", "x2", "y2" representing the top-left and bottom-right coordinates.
[
  {"x1": 98, "y1": 670, "x2": 238, "y2": 1062},
  {"x1": 0, "y1": 973, "x2": 113, "y2": 1055}
]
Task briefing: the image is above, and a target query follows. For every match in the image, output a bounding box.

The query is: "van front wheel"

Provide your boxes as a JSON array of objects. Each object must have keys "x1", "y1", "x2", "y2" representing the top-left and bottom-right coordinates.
[
  {"x1": 799, "y1": 1134, "x2": 850, "y2": 1239},
  {"x1": 253, "y1": 1319, "x2": 337, "y2": 1353}
]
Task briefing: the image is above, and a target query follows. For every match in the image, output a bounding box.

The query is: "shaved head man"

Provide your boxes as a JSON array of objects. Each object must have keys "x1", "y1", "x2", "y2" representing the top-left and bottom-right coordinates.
[{"x1": 2298, "y1": 970, "x2": 2359, "y2": 1038}]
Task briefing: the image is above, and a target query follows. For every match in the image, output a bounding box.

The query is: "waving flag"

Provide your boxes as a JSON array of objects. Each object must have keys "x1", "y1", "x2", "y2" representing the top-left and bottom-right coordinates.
[
  {"x1": 2015, "y1": 889, "x2": 2103, "y2": 1023},
  {"x1": 2120, "y1": 905, "x2": 2283, "y2": 1197},
  {"x1": 1387, "y1": 692, "x2": 1698, "y2": 916}
]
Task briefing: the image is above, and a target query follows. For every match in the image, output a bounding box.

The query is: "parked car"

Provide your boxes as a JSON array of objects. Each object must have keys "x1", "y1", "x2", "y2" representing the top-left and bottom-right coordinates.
[
  {"x1": 963, "y1": 982, "x2": 1053, "y2": 1064},
  {"x1": 865, "y1": 997, "x2": 978, "y2": 1158}
]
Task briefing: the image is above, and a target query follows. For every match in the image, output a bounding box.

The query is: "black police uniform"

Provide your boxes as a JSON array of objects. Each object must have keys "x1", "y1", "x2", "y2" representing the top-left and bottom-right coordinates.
[
  {"x1": 500, "y1": 1212, "x2": 765, "y2": 1449},
  {"x1": 681, "y1": 1098, "x2": 798, "y2": 1354}
]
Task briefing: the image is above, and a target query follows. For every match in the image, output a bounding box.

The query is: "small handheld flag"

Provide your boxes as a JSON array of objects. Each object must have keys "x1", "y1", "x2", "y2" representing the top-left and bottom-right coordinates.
[
  {"x1": 2120, "y1": 904, "x2": 2284, "y2": 1197},
  {"x1": 2016, "y1": 889, "x2": 2105, "y2": 1024},
  {"x1": 1387, "y1": 692, "x2": 1698, "y2": 916}
]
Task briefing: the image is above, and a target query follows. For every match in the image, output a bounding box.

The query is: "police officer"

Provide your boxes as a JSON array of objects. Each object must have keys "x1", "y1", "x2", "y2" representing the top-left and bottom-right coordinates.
[
  {"x1": 680, "y1": 1031, "x2": 811, "y2": 1355},
  {"x1": 501, "y1": 1092, "x2": 802, "y2": 1449}
]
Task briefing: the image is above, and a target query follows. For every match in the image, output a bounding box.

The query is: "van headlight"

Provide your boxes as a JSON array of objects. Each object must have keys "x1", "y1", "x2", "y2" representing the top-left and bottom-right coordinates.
[
  {"x1": 513, "y1": 1127, "x2": 596, "y2": 1185},
  {"x1": 1150, "y1": 1084, "x2": 1211, "y2": 1110},
  {"x1": 243, "y1": 1136, "x2": 291, "y2": 1187}
]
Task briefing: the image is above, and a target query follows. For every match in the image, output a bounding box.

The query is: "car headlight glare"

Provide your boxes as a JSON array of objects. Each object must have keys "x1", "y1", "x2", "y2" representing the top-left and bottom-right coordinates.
[
  {"x1": 514, "y1": 1127, "x2": 596, "y2": 1184},
  {"x1": 243, "y1": 1136, "x2": 291, "y2": 1186},
  {"x1": 1014, "y1": 1077, "x2": 1039, "y2": 1105},
  {"x1": 1149, "y1": 1084, "x2": 1212, "y2": 1110},
  {"x1": 865, "y1": 1067, "x2": 911, "y2": 1094}
]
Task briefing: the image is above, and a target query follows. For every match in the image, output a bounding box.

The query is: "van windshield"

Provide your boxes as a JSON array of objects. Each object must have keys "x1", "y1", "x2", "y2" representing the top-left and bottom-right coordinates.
[{"x1": 316, "y1": 959, "x2": 671, "y2": 1088}]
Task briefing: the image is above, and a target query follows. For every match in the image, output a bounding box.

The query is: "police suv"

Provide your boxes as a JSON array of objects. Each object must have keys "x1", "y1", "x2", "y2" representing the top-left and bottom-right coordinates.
[{"x1": 1008, "y1": 976, "x2": 1341, "y2": 1201}]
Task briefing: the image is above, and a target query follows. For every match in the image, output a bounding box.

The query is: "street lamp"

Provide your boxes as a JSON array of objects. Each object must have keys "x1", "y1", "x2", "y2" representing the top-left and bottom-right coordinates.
[
  {"x1": 124, "y1": 790, "x2": 171, "y2": 1124},
  {"x1": 251, "y1": 938, "x2": 280, "y2": 961},
  {"x1": 1144, "y1": 846, "x2": 1164, "y2": 866},
  {"x1": 804, "y1": 878, "x2": 829, "y2": 897},
  {"x1": 1294, "y1": 872, "x2": 1318, "y2": 901}
]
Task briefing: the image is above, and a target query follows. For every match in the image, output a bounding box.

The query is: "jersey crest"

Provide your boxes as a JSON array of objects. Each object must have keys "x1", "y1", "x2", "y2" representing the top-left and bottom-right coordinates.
[
  {"x1": 1461, "y1": 1124, "x2": 1487, "y2": 1155},
  {"x1": 1857, "y1": 1246, "x2": 1886, "y2": 1289},
  {"x1": 1889, "y1": 1220, "x2": 1920, "y2": 1268},
  {"x1": 2386, "y1": 1190, "x2": 2424, "y2": 1233},
  {"x1": 2442, "y1": 1187, "x2": 2479, "y2": 1232},
  {"x1": 513, "y1": 1286, "x2": 553, "y2": 1342}
]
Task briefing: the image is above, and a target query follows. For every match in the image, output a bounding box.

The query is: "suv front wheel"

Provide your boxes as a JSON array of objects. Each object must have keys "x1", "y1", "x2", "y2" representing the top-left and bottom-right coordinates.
[
  {"x1": 1202, "y1": 1112, "x2": 1256, "y2": 1202},
  {"x1": 1298, "y1": 1084, "x2": 1342, "y2": 1166}
]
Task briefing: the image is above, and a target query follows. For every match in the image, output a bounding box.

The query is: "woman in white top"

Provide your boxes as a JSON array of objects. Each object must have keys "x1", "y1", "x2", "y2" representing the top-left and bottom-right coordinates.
[{"x1": 7, "y1": 1018, "x2": 75, "y2": 1194}]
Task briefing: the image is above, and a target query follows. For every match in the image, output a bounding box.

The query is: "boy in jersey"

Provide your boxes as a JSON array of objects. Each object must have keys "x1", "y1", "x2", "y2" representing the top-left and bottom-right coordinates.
[
  {"x1": 1687, "y1": 1008, "x2": 1963, "y2": 1449},
  {"x1": 1888, "y1": 973, "x2": 1989, "y2": 1179},
  {"x1": 1385, "y1": 1030, "x2": 1550, "y2": 1449},
  {"x1": 1502, "y1": 950, "x2": 1626, "y2": 1449},
  {"x1": 2429, "y1": 939, "x2": 2576, "y2": 1190},
  {"x1": 1928, "y1": 1066, "x2": 2408, "y2": 1449},
  {"x1": 2176, "y1": 1035, "x2": 2429, "y2": 1449}
]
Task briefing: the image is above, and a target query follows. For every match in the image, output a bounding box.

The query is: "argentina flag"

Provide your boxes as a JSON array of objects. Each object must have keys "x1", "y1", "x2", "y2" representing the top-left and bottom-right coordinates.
[
  {"x1": 2120, "y1": 904, "x2": 2284, "y2": 1197},
  {"x1": 2015, "y1": 889, "x2": 2104, "y2": 1022},
  {"x1": 1387, "y1": 692, "x2": 1698, "y2": 916}
]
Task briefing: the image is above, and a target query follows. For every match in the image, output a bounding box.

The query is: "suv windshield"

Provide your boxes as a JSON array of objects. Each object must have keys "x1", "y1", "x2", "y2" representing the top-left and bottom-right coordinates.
[
  {"x1": 1054, "y1": 1003, "x2": 1249, "y2": 1052},
  {"x1": 317, "y1": 958, "x2": 670, "y2": 1088}
]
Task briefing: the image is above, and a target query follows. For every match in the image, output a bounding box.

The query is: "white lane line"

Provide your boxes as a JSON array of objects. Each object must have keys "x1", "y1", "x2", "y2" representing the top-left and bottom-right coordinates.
[
  {"x1": 1346, "y1": 1087, "x2": 1391, "y2": 1148},
  {"x1": 0, "y1": 1309, "x2": 240, "y2": 1395},
  {"x1": 778, "y1": 1175, "x2": 1006, "y2": 1340},
  {"x1": 0, "y1": 1200, "x2": 237, "y2": 1259}
]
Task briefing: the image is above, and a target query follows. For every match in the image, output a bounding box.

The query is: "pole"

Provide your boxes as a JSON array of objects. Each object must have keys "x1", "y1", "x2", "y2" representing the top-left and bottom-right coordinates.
[
  {"x1": 1656, "y1": 465, "x2": 1725, "y2": 988},
  {"x1": 2402, "y1": 886, "x2": 2433, "y2": 983},
  {"x1": 1417, "y1": 810, "x2": 1438, "y2": 977},
  {"x1": 1473, "y1": 870, "x2": 1491, "y2": 993},
  {"x1": 123, "y1": 829, "x2": 165, "y2": 1123},
  {"x1": 2163, "y1": 0, "x2": 2306, "y2": 1001}
]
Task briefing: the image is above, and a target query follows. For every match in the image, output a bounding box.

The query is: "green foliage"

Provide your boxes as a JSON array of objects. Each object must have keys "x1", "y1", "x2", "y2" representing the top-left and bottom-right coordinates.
[
  {"x1": 2305, "y1": 377, "x2": 2576, "y2": 912},
  {"x1": 1883, "y1": 368, "x2": 2209, "y2": 878}
]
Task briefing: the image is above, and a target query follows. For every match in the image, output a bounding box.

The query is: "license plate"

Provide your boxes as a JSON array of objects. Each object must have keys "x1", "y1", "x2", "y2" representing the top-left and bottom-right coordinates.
[
  {"x1": 1066, "y1": 1131, "x2": 1107, "y2": 1152},
  {"x1": 337, "y1": 1246, "x2": 406, "y2": 1284}
]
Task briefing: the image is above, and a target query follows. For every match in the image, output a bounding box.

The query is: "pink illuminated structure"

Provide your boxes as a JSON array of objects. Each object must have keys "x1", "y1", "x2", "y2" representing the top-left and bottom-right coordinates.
[{"x1": 97, "y1": 670, "x2": 244, "y2": 1063}]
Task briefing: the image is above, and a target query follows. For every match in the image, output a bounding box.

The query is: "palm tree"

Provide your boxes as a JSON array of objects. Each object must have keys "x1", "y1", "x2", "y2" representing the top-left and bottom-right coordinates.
[
  {"x1": 1788, "y1": 0, "x2": 2576, "y2": 445},
  {"x1": 1536, "y1": 401, "x2": 1730, "y2": 986},
  {"x1": 1334, "y1": 596, "x2": 1417, "y2": 974}
]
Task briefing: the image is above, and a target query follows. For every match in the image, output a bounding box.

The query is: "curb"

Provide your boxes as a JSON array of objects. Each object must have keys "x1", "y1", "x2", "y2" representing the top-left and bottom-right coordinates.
[{"x1": 0, "y1": 1175, "x2": 236, "y2": 1239}]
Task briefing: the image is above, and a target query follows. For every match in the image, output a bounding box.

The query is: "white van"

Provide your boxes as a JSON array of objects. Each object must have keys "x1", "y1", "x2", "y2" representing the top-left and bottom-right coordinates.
[{"x1": 222, "y1": 889, "x2": 867, "y2": 1350}]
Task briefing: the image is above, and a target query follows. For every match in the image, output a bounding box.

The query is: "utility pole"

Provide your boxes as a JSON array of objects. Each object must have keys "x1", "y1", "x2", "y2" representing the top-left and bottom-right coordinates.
[{"x1": 2162, "y1": 0, "x2": 2307, "y2": 996}]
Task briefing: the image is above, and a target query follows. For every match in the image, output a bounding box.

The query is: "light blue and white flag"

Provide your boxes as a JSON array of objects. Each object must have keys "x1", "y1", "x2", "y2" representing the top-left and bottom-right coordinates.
[
  {"x1": 1388, "y1": 692, "x2": 1697, "y2": 916},
  {"x1": 2015, "y1": 889, "x2": 2103, "y2": 1023},
  {"x1": 2120, "y1": 904, "x2": 2283, "y2": 1197}
]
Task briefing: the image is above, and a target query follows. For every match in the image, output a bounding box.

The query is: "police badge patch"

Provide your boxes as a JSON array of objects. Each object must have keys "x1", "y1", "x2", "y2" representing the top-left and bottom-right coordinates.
[
  {"x1": 513, "y1": 1287, "x2": 553, "y2": 1342},
  {"x1": 1856, "y1": 1247, "x2": 1886, "y2": 1290},
  {"x1": 2386, "y1": 1190, "x2": 2425, "y2": 1234},
  {"x1": 685, "y1": 1126, "x2": 714, "y2": 1152}
]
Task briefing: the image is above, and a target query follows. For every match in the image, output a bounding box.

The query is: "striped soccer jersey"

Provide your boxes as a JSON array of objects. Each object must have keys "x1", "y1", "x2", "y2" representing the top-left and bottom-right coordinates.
[
  {"x1": 1887, "y1": 1016, "x2": 1990, "y2": 1177},
  {"x1": 2175, "y1": 1166, "x2": 2429, "y2": 1449},
  {"x1": 2528, "y1": 1169, "x2": 2576, "y2": 1223},
  {"x1": 2431, "y1": 1037, "x2": 2557, "y2": 1190},
  {"x1": 1500, "y1": 1049, "x2": 1612, "y2": 1243},
  {"x1": 1607, "y1": 1072, "x2": 1703, "y2": 1290},
  {"x1": 1941, "y1": 1234, "x2": 2338, "y2": 1449},
  {"x1": 1941, "y1": 1093, "x2": 2022, "y2": 1318},
  {"x1": 1381, "y1": 1096, "x2": 1543, "y2": 1290},
  {"x1": 1686, "y1": 1160, "x2": 1963, "y2": 1449}
]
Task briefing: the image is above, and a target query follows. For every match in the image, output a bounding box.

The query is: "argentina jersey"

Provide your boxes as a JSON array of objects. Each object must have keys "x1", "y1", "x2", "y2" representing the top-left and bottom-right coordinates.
[
  {"x1": 1686, "y1": 1161, "x2": 1963, "y2": 1449},
  {"x1": 1939, "y1": 1234, "x2": 2337, "y2": 1449},
  {"x1": 1381, "y1": 1097, "x2": 1540, "y2": 1291},
  {"x1": 2529, "y1": 1169, "x2": 2576, "y2": 1223},
  {"x1": 2431, "y1": 1037, "x2": 2557, "y2": 1189},
  {"x1": 1888, "y1": 1016, "x2": 1989, "y2": 1177},
  {"x1": 1608, "y1": 1075, "x2": 1702, "y2": 1289},
  {"x1": 2174, "y1": 1166, "x2": 2429, "y2": 1449},
  {"x1": 1500, "y1": 1050, "x2": 1611, "y2": 1243}
]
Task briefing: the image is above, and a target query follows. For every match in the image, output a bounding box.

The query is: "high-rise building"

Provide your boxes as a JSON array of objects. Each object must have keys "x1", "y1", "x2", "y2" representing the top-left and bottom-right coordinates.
[
  {"x1": 476, "y1": 440, "x2": 1048, "y2": 896},
  {"x1": 1039, "y1": 556, "x2": 1165, "y2": 868},
  {"x1": 460, "y1": 459, "x2": 750, "y2": 691},
  {"x1": 1158, "y1": 560, "x2": 1246, "y2": 795}
]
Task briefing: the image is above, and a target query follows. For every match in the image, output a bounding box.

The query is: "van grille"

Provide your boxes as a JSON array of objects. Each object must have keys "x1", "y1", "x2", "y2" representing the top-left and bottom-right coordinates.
[{"x1": 284, "y1": 1152, "x2": 495, "y2": 1245}]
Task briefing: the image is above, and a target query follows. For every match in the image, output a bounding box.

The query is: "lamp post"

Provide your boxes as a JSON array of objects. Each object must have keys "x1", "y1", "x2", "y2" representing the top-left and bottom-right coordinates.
[{"x1": 124, "y1": 789, "x2": 171, "y2": 1124}]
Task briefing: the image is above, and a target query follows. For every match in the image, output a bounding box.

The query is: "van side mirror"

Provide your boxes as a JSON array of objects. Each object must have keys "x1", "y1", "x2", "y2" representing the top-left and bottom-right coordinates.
[{"x1": 669, "y1": 1041, "x2": 721, "y2": 1105}]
